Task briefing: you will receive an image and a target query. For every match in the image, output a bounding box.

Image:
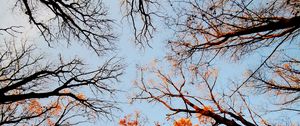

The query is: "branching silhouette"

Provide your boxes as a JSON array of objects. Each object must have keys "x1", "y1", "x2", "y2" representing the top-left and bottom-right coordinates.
[
  {"x1": 16, "y1": 0, "x2": 115, "y2": 54},
  {"x1": 126, "y1": 0, "x2": 300, "y2": 125},
  {"x1": 0, "y1": 42, "x2": 123, "y2": 125},
  {"x1": 133, "y1": 64, "x2": 267, "y2": 126},
  {"x1": 121, "y1": 0, "x2": 159, "y2": 46}
]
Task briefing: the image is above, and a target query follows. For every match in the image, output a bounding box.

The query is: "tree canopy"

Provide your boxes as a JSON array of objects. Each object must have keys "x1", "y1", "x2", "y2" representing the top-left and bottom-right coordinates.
[
  {"x1": 1, "y1": 0, "x2": 122, "y2": 125},
  {"x1": 125, "y1": 0, "x2": 300, "y2": 125},
  {"x1": 1, "y1": 0, "x2": 300, "y2": 125}
]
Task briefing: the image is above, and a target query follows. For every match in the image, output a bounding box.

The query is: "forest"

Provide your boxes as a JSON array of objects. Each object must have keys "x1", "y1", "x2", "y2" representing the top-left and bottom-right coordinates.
[{"x1": 0, "y1": 0, "x2": 300, "y2": 125}]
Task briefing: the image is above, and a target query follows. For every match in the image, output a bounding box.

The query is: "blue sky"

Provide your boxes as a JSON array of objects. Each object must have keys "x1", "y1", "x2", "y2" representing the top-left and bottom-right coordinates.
[
  {"x1": 1, "y1": 0, "x2": 299, "y2": 125},
  {"x1": 0, "y1": 1, "x2": 170, "y2": 125}
]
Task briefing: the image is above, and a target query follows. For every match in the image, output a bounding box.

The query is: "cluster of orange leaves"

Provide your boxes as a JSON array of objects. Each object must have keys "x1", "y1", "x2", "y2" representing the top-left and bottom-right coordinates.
[
  {"x1": 29, "y1": 99, "x2": 64, "y2": 115},
  {"x1": 76, "y1": 93, "x2": 86, "y2": 100},
  {"x1": 173, "y1": 107, "x2": 215, "y2": 126},
  {"x1": 50, "y1": 102, "x2": 62, "y2": 116},
  {"x1": 21, "y1": 91, "x2": 91, "y2": 126},
  {"x1": 28, "y1": 99, "x2": 65, "y2": 126},
  {"x1": 173, "y1": 118, "x2": 193, "y2": 126},
  {"x1": 274, "y1": 63, "x2": 300, "y2": 84},
  {"x1": 119, "y1": 118, "x2": 138, "y2": 126},
  {"x1": 196, "y1": 106, "x2": 214, "y2": 124},
  {"x1": 119, "y1": 114, "x2": 139, "y2": 126},
  {"x1": 28, "y1": 99, "x2": 43, "y2": 114},
  {"x1": 119, "y1": 106, "x2": 215, "y2": 126},
  {"x1": 47, "y1": 119, "x2": 55, "y2": 126}
]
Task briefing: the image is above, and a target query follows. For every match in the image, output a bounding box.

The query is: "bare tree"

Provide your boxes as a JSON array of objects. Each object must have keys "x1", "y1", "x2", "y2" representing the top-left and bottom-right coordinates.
[
  {"x1": 0, "y1": 41, "x2": 123, "y2": 125},
  {"x1": 132, "y1": 63, "x2": 273, "y2": 126},
  {"x1": 164, "y1": 0, "x2": 300, "y2": 109},
  {"x1": 0, "y1": 0, "x2": 129, "y2": 125},
  {"x1": 125, "y1": 0, "x2": 300, "y2": 125},
  {"x1": 14, "y1": 0, "x2": 115, "y2": 54},
  {"x1": 121, "y1": 0, "x2": 160, "y2": 46}
]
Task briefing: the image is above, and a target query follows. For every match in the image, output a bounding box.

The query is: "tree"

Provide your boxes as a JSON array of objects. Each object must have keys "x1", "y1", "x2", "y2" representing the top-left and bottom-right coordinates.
[
  {"x1": 125, "y1": 0, "x2": 300, "y2": 125},
  {"x1": 0, "y1": 41, "x2": 123, "y2": 126},
  {"x1": 1, "y1": 0, "x2": 123, "y2": 125},
  {"x1": 120, "y1": 0, "x2": 158, "y2": 46},
  {"x1": 17, "y1": 0, "x2": 115, "y2": 54},
  {"x1": 133, "y1": 63, "x2": 264, "y2": 126}
]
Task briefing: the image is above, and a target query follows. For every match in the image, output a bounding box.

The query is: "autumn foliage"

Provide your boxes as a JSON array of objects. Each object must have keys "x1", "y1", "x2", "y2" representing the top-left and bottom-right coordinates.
[
  {"x1": 2, "y1": 0, "x2": 300, "y2": 125},
  {"x1": 173, "y1": 118, "x2": 192, "y2": 126},
  {"x1": 119, "y1": 113, "x2": 139, "y2": 126}
]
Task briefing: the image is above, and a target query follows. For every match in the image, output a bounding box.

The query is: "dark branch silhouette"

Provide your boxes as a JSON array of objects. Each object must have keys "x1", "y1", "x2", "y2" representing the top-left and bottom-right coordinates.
[
  {"x1": 0, "y1": 42, "x2": 123, "y2": 125},
  {"x1": 126, "y1": 0, "x2": 300, "y2": 125},
  {"x1": 17, "y1": 0, "x2": 115, "y2": 54},
  {"x1": 132, "y1": 64, "x2": 264, "y2": 126},
  {"x1": 121, "y1": 0, "x2": 159, "y2": 46}
]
